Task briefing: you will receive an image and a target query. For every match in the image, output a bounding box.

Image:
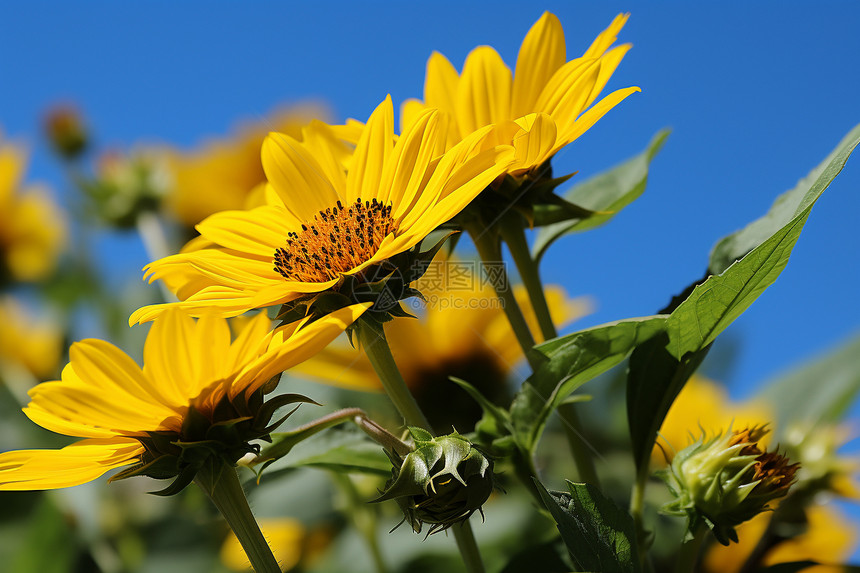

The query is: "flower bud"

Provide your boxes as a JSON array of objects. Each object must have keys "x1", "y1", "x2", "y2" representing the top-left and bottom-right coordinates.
[
  {"x1": 44, "y1": 105, "x2": 89, "y2": 160},
  {"x1": 375, "y1": 428, "x2": 495, "y2": 535},
  {"x1": 659, "y1": 425, "x2": 799, "y2": 545},
  {"x1": 783, "y1": 422, "x2": 858, "y2": 499},
  {"x1": 86, "y1": 150, "x2": 172, "y2": 227}
]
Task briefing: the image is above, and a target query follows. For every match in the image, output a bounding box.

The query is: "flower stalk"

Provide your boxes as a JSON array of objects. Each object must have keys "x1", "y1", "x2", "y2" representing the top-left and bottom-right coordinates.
[
  {"x1": 476, "y1": 217, "x2": 600, "y2": 487},
  {"x1": 465, "y1": 225, "x2": 540, "y2": 371},
  {"x1": 194, "y1": 457, "x2": 280, "y2": 573},
  {"x1": 356, "y1": 318, "x2": 486, "y2": 573}
]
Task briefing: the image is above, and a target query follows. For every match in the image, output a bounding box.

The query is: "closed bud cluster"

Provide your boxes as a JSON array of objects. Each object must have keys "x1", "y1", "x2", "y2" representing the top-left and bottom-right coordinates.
[
  {"x1": 87, "y1": 150, "x2": 172, "y2": 227},
  {"x1": 375, "y1": 428, "x2": 495, "y2": 535},
  {"x1": 659, "y1": 425, "x2": 799, "y2": 545}
]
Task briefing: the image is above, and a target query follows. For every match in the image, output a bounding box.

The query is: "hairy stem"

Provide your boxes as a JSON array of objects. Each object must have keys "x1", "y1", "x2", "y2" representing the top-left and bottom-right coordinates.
[{"x1": 194, "y1": 458, "x2": 280, "y2": 573}]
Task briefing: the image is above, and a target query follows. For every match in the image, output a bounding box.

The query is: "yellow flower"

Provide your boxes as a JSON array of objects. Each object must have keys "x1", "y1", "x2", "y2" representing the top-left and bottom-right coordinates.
[
  {"x1": 401, "y1": 12, "x2": 639, "y2": 176},
  {"x1": 656, "y1": 376, "x2": 772, "y2": 465},
  {"x1": 0, "y1": 296, "x2": 63, "y2": 380},
  {"x1": 0, "y1": 133, "x2": 66, "y2": 283},
  {"x1": 292, "y1": 257, "x2": 589, "y2": 431},
  {"x1": 703, "y1": 504, "x2": 857, "y2": 573},
  {"x1": 164, "y1": 104, "x2": 330, "y2": 227},
  {"x1": 220, "y1": 518, "x2": 315, "y2": 572},
  {"x1": 0, "y1": 304, "x2": 367, "y2": 491},
  {"x1": 130, "y1": 96, "x2": 514, "y2": 324}
]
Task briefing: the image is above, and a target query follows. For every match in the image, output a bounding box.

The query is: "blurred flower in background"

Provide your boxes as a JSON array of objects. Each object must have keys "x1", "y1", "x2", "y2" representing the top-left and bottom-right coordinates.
[
  {"x1": 220, "y1": 517, "x2": 332, "y2": 572},
  {"x1": 163, "y1": 103, "x2": 330, "y2": 228},
  {"x1": 0, "y1": 132, "x2": 66, "y2": 284},
  {"x1": 0, "y1": 296, "x2": 63, "y2": 382}
]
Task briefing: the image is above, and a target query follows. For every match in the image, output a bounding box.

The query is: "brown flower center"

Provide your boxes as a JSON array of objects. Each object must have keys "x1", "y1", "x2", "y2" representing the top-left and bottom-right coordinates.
[{"x1": 273, "y1": 198, "x2": 397, "y2": 283}]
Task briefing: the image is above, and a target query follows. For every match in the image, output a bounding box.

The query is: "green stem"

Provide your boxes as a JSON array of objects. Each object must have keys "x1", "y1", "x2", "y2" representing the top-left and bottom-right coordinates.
[
  {"x1": 465, "y1": 226, "x2": 540, "y2": 371},
  {"x1": 194, "y1": 458, "x2": 280, "y2": 573},
  {"x1": 497, "y1": 217, "x2": 600, "y2": 487},
  {"x1": 454, "y1": 520, "x2": 484, "y2": 573},
  {"x1": 629, "y1": 464, "x2": 649, "y2": 567},
  {"x1": 357, "y1": 319, "x2": 430, "y2": 429},
  {"x1": 331, "y1": 473, "x2": 390, "y2": 573},
  {"x1": 673, "y1": 523, "x2": 706, "y2": 573},
  {"x1": 497, "y1": 216, "x2": 556, "y2": 342},
  {"x1": 357, "y1": 318, "x2": 485, "y2": 573}
]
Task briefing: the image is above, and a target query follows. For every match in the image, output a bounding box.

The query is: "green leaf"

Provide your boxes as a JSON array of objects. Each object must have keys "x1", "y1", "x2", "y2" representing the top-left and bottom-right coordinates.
[
  {"x1": 627, "y1": 333, "x2": 711, "y2": 472},
  {"x1": 534, "y1": 479, "x2": 641, "y2": 573},
  {"x1": 283, "y1": 428, "x2": 391, "y2": 476},
  {"x1": 709, "y1": 123, "x2": 860, "y2": 275},
  {"x1": 288, "y1": 439, "x2": 391, "y2": 475},
  {"x1": 532, "y1": 129, "x2": 669, "y2": 261},
  {"x1": 625, "y1": 123, "x2": 860, "y2": 472},
  {"x1": 509, "y1": 316, "x2": 666, "y2": 451},
  {"x1": 756, "y1": 332, "x2": 860, "y2": 438}
]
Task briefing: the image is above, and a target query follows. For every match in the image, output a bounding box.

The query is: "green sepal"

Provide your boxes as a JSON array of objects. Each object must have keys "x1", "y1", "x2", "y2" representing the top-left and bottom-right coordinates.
[
  {"x1": 252, "y1": 393, "x2": 319, "y2": 432},
  {"x1": 148, "y1": 463, "x2": 201, "y2": 497},
  {"x1": 109, "y1": 453, "x2": 181, "y2": 483}
]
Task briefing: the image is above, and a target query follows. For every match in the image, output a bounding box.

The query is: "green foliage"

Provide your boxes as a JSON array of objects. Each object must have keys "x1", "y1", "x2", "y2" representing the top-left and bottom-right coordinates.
[
  {"x1": 10, "y1": 497, "x2": 79, "y2": 573},
  {"x1": 532, "y1": 129, "x2": 669, "y2": 261},
  {"x1": 535, "y1": 479, "x2": 641, "y2": 573},
  {"x1": 626, "y1": 123, "x2": 860, "y2": 472},
  {"x1": 510, "y1": 316, "x2": 666, "y2": 453}
]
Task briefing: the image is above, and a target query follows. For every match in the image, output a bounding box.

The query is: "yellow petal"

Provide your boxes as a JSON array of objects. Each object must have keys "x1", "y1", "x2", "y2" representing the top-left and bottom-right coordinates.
[
  {"x1": 0, "y1": 438, "x2": 142, "y2": 491},
  {"x1": 261, "y1": 133, "x2": 339, "y2": 221},
  {"x1": 456, "y1": 46, "x2": 513, "y2": 137},
  {"x1": 290, "y1": 343, "x2": 382, "y2": 392},
  {"x1": 142, "y1": 309, "x2": 203, "y2": 407},
  {"x1": 585, "y1": 44, "x2": 632, "y2": 110},
  {"x1": 584, "y1": 13, "x2": 629, "y2": 59},
  {"x1": 535, "y1": 57, "x2": 602, "y2": 131},
  {"x1": 400, "y1": 99, "x2": 430, "y2": 136},
  {"x1": 234, "y1": 303, "x2": 370, "y2": 396},
  {"x1": 26, "y1": 366, "x2": 168, "y2": 436},
  {"x1": 507, "y1": 113, "x2": 558, "y2": 174},
  {"x1": 385, "y1": 109, "x2": 443, "y2": 220},
  {"x1": 424, "y1": 51, "x2": 460, "y2": 120},
  {"x1": 346, "y1": 96, "x2": 394, "y2": 204},
  {"x1": 67, "y1": 339, "x2": 171, "y2": 410},
  {"x1": 196, "y1": 206, "x2": 297, "y2": 258},
  {"x1": 512, "y1": 12, "x2": 567, "y2": 118},
  {"x1": 299, "y1": 120, "x2": 349, "y2": 196},
  {"x1": 409, "y1": 140, "x2": 515, "y2": 233},
  {"x1": 558, "y1": 86, "x2": 640, "y2": 148}
]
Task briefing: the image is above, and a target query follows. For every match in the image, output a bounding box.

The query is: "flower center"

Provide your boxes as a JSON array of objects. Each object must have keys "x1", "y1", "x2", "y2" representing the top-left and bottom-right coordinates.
[{"x1": 274, "y1": 198, "x2": 396, "y2": 283}]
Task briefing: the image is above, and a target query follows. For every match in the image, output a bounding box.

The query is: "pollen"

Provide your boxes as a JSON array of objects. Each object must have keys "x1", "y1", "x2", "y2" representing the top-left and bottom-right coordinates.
[{"x1": 273, "y1": 198, "x2": 397, "y2": 283}]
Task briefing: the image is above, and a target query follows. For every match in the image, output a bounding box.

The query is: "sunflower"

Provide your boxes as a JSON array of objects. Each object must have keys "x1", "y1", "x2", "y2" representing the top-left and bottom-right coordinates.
[
  {"x1": 0, "y1": 132, "x2": 66, "y2": 283},
  {"x1": 0, "y1": 304, "x2": 367, "y2": 491},
  {"x1": 130, "y1": 96, "x2": 514, "y2": 324},
  {"x1": 291, "y1": 257, "x2": 590, "y2": 432},
  {"x1": 401, "y1": 12, "x2": 639, "y2": 177}
]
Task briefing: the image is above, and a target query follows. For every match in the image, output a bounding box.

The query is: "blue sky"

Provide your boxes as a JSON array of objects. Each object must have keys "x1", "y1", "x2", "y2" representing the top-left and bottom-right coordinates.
[{"x1": 2, "y1": 2, "x2": 859, "y2": 435}]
